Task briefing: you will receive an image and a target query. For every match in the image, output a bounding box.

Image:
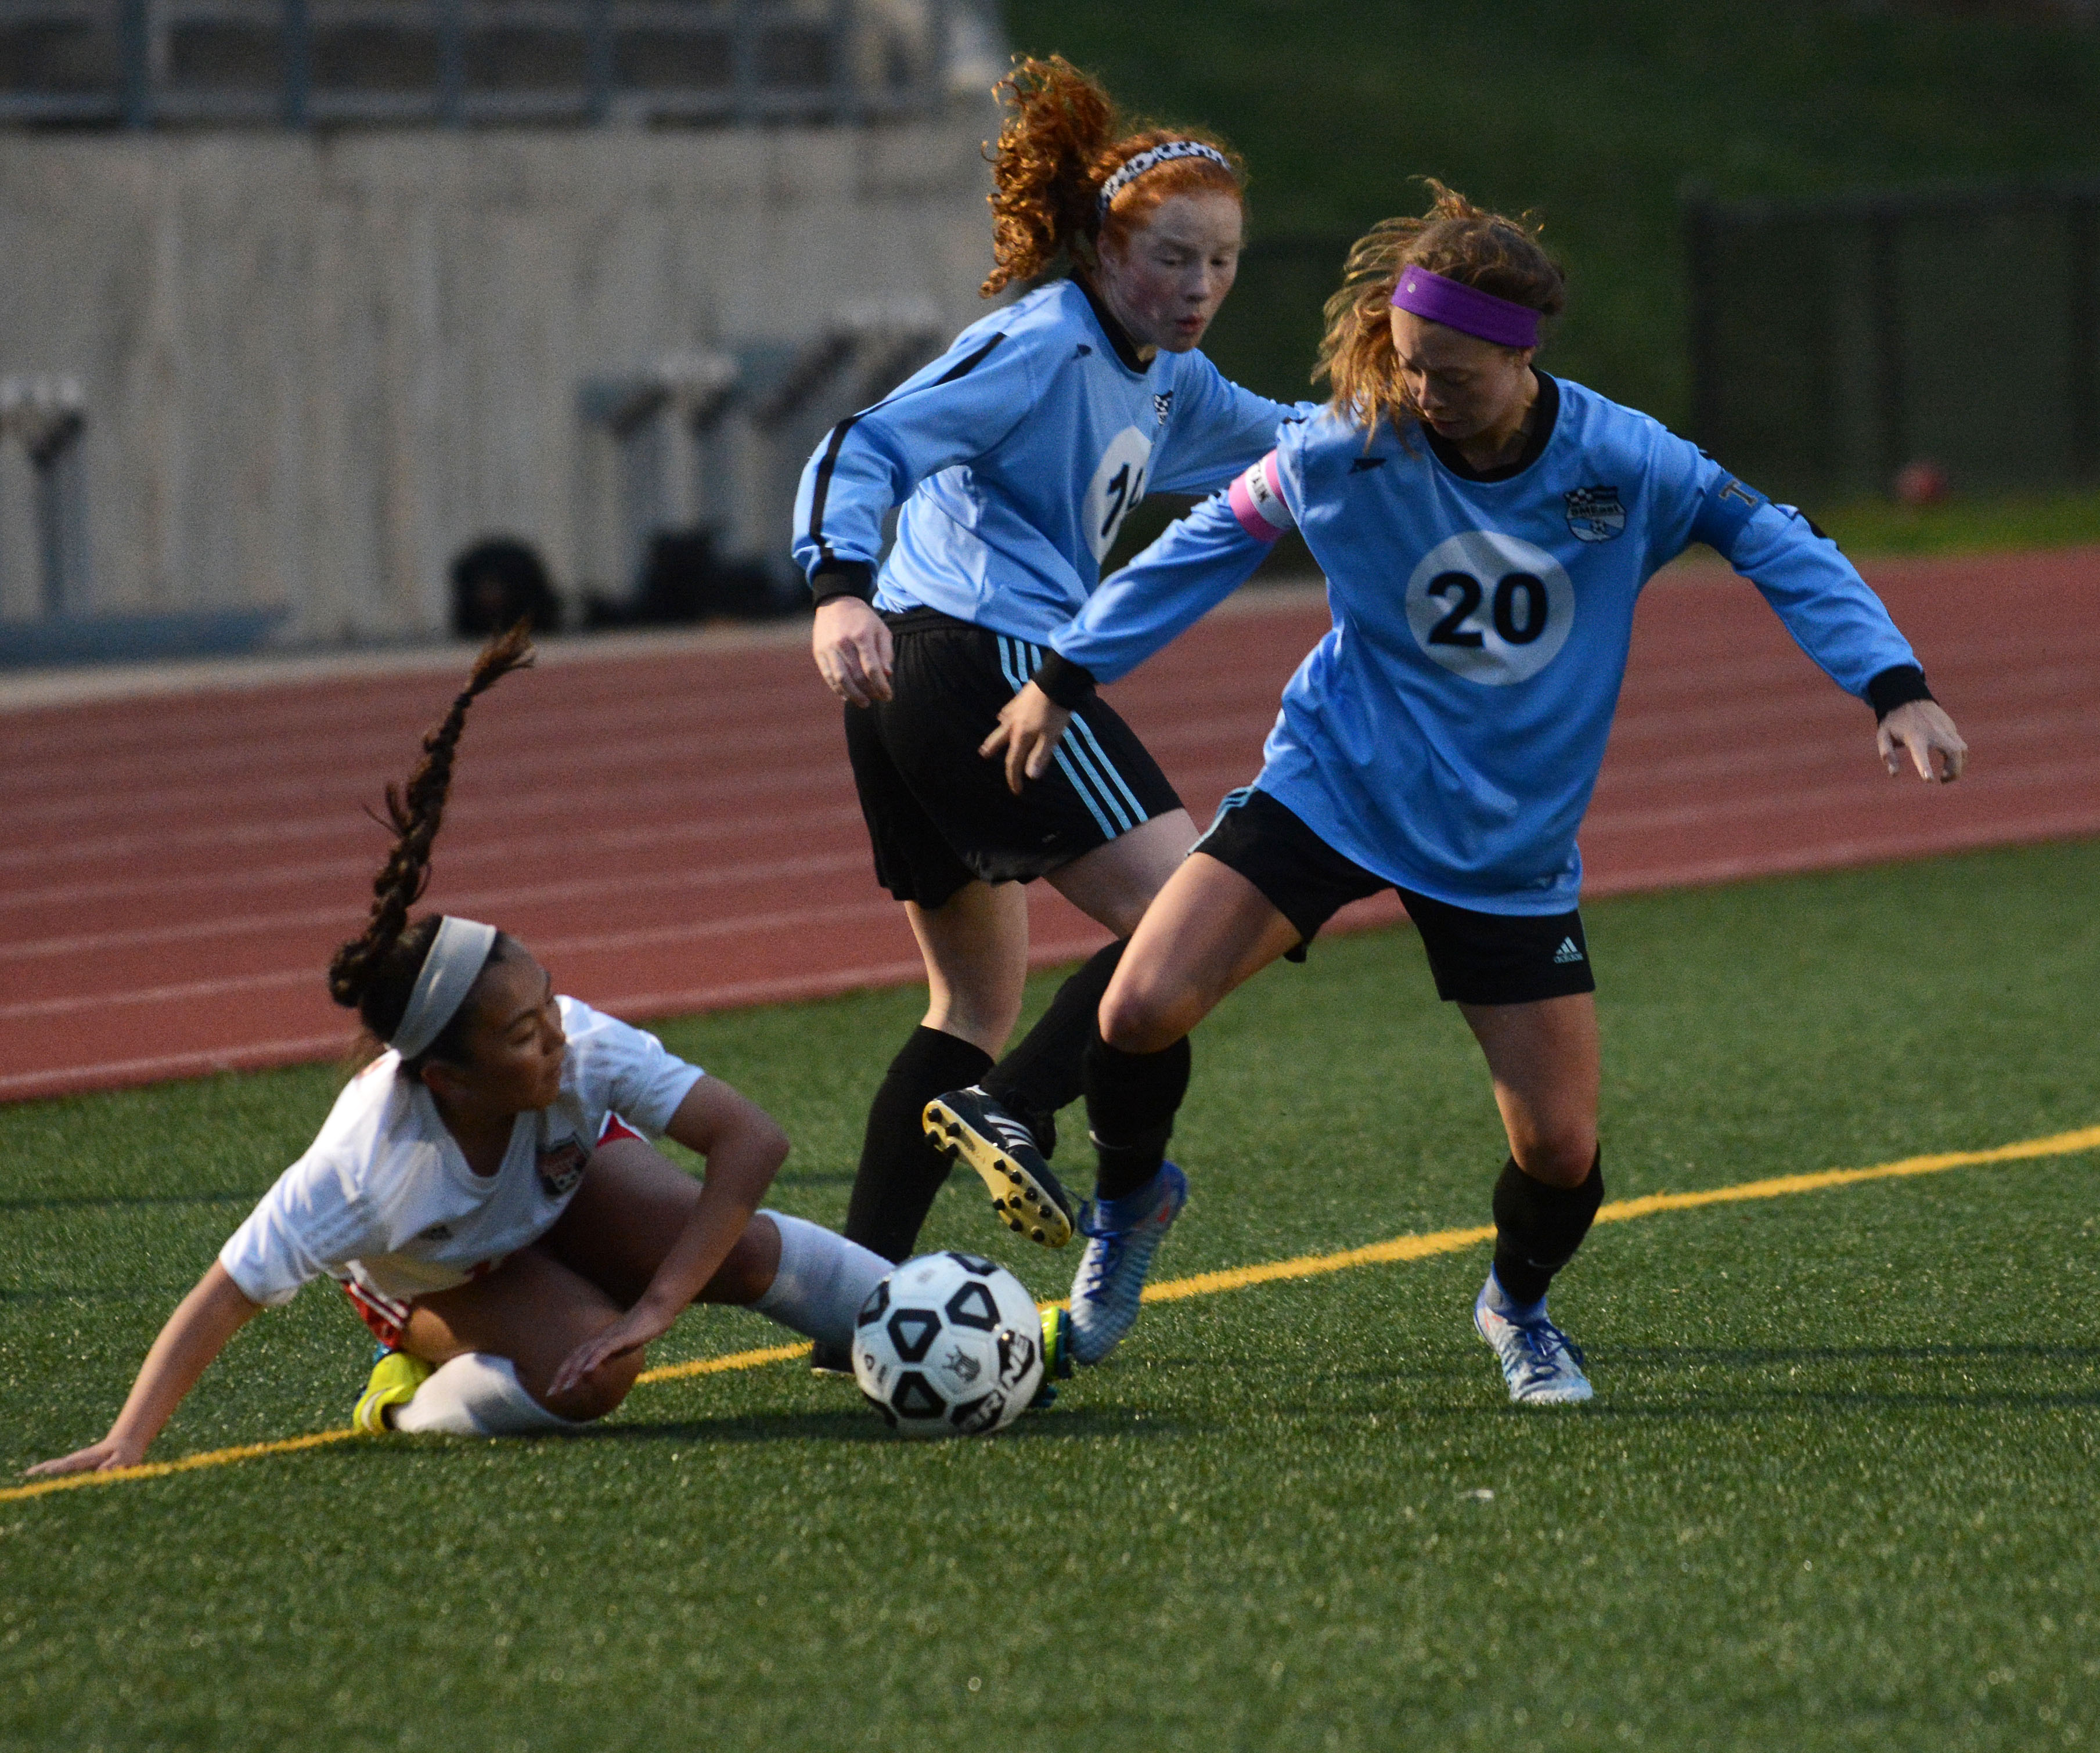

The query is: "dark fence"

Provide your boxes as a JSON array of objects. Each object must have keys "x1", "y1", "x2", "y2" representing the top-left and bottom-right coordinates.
[
  {"x1": 1686, "y1": 182, "x2": 2100, "y2": 500},
  {"x1": 1198, "y1": 233, "x2": 1352, "y2": 408},
  {"x1": 0, "y1": 0, "x2": 954, "y2": 129}
]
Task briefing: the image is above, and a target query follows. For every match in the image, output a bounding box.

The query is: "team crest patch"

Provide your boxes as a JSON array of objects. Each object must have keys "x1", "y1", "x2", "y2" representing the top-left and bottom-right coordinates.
[
  {"x1": 1564, "y1": 485, "x2": 1626, "y2": 543},
  {"x1": 1152, "y1": 390, "x2": 1174, "y2": 424},
  {"x1": 536, "y1": 1138, "x2": 588, "y2": 1197}
]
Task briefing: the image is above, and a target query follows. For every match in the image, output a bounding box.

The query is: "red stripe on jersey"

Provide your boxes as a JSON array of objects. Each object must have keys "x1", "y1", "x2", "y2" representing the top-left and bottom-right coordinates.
[{"x1": 341, "y1": 1278, "x2": 411, "y2": 1349}]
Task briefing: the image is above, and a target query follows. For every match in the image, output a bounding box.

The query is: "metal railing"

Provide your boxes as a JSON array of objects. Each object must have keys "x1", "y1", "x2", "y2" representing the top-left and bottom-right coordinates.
[
  {"x1": 0, "y1": 375, "x2": 90, "y2": 617},
  {"x1": 0, "y1": 0, "x2": 955, "y2": 128}
]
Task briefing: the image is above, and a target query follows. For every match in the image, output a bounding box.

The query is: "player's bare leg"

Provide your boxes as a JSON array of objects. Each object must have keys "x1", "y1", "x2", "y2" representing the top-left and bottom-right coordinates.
[
  {"x1": 1015, "y1": 854, "x2": 1295, "y2": 1362},
  {"x1": 906, "y1": 879, "x2": 1031, "y2": 1057},
  {"x1": 1460, "y1": 993, "x2": 1602, "y2": 1404},
  {"x1": 404, "y1": 1246, "x2": 639, "y2": 1421},
  {"x1": 1044, "y1": 808, "x2": 1198, "y2": 937},
  {"x1": 540, "y1": 1134, "x2": 780, "y2": 1308},
  {"x1": 925, "y1": 821, "x2": 1256, "y2": 1249},
  {"x1": 1099, "y1": 852, "x2": 1305, "y2": 1049},
  {"x1": 910, "y1": 876, "x2": 1097, "y2": 1246},
  {"x1": 1458, "y1": 994, "x2": 1600, "y2": 1190}
]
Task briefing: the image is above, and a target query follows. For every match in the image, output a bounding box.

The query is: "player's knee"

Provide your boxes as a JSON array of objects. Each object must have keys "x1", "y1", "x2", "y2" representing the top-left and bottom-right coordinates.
[
  {"x1": 698, "y1": 1216, "x2": 779, "y2": 1306},
  {"x1": 542, "y1": 1350, "x2": 642, "y2": 1423},
  {"x1": 924, "y1": 987, "x2": 1024, "y2": 1056},
  {"x1": 1097, "y1": 982, "x2": 1191, "y2": 1055},
  {"x1": 1511, "y1": 1124, "x2": 1598, "y2": 1190}
]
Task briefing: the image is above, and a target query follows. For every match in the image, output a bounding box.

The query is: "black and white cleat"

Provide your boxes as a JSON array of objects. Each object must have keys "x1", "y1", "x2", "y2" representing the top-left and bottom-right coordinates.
[{"x1": 922, "y1": 1086, "x2": 1076, "y2": 1249}]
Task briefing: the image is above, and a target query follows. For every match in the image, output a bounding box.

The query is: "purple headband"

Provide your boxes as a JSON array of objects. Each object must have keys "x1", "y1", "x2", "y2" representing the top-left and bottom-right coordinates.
[{"x1": 1389, "y1": 266, "x2": 1540, "y2": 349}]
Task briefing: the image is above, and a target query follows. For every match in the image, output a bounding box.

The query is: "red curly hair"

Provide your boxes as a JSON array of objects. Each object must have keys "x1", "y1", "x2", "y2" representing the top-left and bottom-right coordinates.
[{"x1": 980, "y1": 55, "x2": 1244, "y2": 297}]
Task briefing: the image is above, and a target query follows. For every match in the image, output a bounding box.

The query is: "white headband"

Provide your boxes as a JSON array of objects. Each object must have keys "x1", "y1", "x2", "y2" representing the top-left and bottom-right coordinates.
[
  {"x1": 390, "y1": 916, "x2": 499, "y2": 1061},
  {"x1": 1095, "y1": 140, "x2": 1234, "y2": 218}
]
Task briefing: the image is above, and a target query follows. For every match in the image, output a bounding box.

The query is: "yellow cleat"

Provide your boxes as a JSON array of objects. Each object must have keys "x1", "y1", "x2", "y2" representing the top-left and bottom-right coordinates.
[
  {"x1": 1028, "y1": 1306, "x2": 1074, "y2": 1411},
  {"x1": 354, "y1": 1350, "x2": 434, "y2": 1434}
]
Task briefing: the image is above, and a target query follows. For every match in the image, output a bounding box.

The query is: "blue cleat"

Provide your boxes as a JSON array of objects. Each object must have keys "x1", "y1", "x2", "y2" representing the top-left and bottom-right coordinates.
[
  {"x1": 1067, "y1": 1162, "x2": 1188, "y2": 1366},
  {"x1": 1473, "y1": 1279, "x2": 1593, "y2": 1405}
]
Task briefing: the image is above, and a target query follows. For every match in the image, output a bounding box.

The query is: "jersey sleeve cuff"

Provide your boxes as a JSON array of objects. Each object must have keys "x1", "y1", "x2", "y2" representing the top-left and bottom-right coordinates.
[
  {"x1": 1033, "y1": 652, "x2": 1098, "y2": 709},
  {"x1": 810, "y1": 562, "x2": 876, "y2": 607},
  {"x1": 1865, "y1": 663, "x2": 1933, "y2": 719},
  {"x1": 215, "y1": 1242, "x2": 301, "y2": 1308}
]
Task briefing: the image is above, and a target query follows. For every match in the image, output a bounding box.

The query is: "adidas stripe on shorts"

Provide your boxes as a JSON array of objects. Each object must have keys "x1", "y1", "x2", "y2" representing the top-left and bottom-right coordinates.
[
  {"x1": 842, "y1": 607, "x2": 1183, "y2": 908},
  {"x1": 1194, "y1": 787, "x2": 1596, "y2": 1005}
]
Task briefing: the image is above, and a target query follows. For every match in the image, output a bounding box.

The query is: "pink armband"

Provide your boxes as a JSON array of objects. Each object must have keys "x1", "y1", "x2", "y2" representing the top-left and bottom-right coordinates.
[{"x1": 1228, "y1": 452, "x2": 1294, "y2": 543}]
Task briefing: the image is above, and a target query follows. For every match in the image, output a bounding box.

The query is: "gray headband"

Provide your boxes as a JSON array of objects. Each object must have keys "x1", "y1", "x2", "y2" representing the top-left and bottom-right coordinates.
[
  {"x1": 1095, "y1": 140, "x2": 1234, "y2": 218},
  {"x1": 390, "y1": 916, "x2": 499, "y2": 1061}
]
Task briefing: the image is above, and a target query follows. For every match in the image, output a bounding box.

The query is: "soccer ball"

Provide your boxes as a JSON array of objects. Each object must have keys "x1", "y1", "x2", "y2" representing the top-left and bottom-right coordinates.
[{"x1": 852, "y1": 1251, "x2": 1044, "y2": 1438}]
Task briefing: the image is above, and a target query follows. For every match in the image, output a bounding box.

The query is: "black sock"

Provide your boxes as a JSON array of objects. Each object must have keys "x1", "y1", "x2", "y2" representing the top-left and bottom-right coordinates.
[
  {"x1": 1082, "y1": 1034, "x2": 1192, "y2": 1202},
  {"x1": 1490, "y1": 1151, "x2": 1604, "y2": 1305},
  {"x1": 842, "y1": 1026, "x2": 995, "y2": 1264},
  {"x1": 981, "y1": 939, "x2": 1126, "y2": 1157}
]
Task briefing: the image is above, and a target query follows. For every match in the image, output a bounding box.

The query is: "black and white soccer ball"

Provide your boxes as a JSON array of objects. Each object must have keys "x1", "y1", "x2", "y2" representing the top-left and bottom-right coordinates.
[{"x1": 852, "y1": 1251, "x2": 1044, "y2": 1438}]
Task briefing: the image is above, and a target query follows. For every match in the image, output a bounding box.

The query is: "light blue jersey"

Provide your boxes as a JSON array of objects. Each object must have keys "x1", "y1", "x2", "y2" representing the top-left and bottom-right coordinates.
[
  {"x1": 1054, "y1": 376, "x2": 1925, "y2": 914},
  {"x1": 791, "y1": 278, "x2": 1300, "y2": 643}
]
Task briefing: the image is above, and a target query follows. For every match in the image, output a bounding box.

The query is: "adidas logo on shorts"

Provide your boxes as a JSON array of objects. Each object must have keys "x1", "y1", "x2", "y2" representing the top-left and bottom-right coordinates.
[{"x1": 1553, "y1": 936, "x2": 1584, "y2": 965}]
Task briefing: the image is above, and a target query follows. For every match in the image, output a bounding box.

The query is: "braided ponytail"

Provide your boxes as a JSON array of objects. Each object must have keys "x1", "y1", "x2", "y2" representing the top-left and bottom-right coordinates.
[{"x1": 328, "y1": 621, "x2": 535, "y2": 1056}]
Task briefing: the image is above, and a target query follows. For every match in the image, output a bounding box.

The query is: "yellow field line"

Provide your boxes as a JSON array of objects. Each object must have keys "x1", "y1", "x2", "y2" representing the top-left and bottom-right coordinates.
[
  {"x1": 0, "y1": 1427, "x2": 364, "y2": 1504},
  {"x1": 8, "y1": 1120, "x2": 2098, "y2": 1507},
  {"x1": 1144, "y1": 1123, "x2": 2100, "y2": 1303},
  {"x1": 0, "y1": 1343, "x2": 820, "y2": 1507},
  {"x1": 635, "y1": 1340, "x2": 812, "y2": 1385}
]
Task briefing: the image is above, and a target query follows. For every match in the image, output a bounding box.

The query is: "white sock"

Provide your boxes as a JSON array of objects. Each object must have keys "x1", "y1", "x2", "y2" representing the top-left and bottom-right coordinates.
[
  {"x1": 392, "y1": 1352, "x2": 581, "y2": 1436},
  {"x1": 749, "y1": 1211, "x2": 890, "y2": 1348}
]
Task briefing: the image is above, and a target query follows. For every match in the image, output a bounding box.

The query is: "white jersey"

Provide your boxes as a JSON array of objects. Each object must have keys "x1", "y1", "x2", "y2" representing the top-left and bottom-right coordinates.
[{"x1": 219, "y1": 997, "x2": 703, "y2": 1311}]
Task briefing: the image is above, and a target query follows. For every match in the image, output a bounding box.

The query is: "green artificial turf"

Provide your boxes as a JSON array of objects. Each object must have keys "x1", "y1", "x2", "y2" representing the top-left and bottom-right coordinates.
[
  {"x1": 5, "y1": 839, "x2": 2100, "y2": 1751},
  {"x1": 1811, "y1": 488, "x2": 2100, "y2": 560}
]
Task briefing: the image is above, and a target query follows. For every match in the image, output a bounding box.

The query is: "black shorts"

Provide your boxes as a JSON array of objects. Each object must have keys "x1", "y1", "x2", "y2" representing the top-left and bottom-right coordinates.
[
  {"x1": 845, "y1": 609, "x2": 1183, "y2": 908},
  {"x1": 1193, "y1": 788, "x2": 1597, "y2": 1005}
]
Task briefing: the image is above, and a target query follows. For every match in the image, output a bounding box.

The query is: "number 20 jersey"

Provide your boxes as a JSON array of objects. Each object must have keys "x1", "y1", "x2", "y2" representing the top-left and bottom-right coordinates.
[
  {"x1": 790, "y1": 277, "x2": 1298, "y2": 642},
  {"x1": 1055, "y1": 376, "x2": 1921, "y2": 914}
]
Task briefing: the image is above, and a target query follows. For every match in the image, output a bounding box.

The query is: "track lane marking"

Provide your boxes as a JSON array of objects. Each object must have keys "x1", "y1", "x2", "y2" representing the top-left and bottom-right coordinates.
[{"x1": 8, "y1": 1121, "x2": 2097, "y2": 1506}]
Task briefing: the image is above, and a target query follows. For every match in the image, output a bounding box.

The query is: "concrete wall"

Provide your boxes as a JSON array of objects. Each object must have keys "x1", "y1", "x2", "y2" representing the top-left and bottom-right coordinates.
[{"x1": 0, "y1": 113, "x2": 996, "y2": 643}]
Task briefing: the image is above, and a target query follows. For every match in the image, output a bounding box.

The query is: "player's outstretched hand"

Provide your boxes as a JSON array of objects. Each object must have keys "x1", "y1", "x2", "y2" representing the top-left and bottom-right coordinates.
[
  {"x1": 811, "y1": 598, "x2": 895, "y2": 707},
  {"x1": 1877, "y1": 700, "x2": 1968, "y2": 783},
  {"x1": 24, "y1": 1434, "x2": 142, "y2": 1478},
  {"x1": 546, "y1": 1303, "x2": 676, "y2": 1402},
  {"x1": 980, "y1": 679, "x2": 1074, "y2": 796}
]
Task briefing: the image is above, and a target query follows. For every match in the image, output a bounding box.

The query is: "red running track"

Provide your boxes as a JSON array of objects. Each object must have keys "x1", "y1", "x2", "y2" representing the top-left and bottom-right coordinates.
[{"x1": 2, "y1": 547, "x2": 2094, "y2": 1103}]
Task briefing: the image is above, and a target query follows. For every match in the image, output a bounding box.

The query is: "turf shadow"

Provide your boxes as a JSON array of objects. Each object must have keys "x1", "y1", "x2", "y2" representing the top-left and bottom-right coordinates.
[
  {"x1": 1604, "y1": 1341, "x2": 2091, "y2": 1368},
  {"x1": 593, "y1": 1406, "x2": 1187, "y2": 1444},
  {"x1": 1575, "y1": 1384, "x2": 2100, "y2": 1419}
]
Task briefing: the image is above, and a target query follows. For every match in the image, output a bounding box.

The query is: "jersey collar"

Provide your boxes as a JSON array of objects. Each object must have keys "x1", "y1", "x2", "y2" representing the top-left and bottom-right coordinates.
[
  {"x1": 1418, "y1": 371, "x2": 1561, "y2": 483},
  {"x1": 1071, "y1": 275, "x2": 1152, "y2": 376}
]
